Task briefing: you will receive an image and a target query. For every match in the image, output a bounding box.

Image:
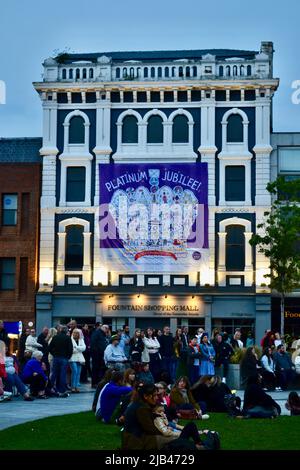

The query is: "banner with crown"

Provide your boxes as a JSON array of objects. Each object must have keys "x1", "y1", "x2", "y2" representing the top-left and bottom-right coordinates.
[{"x1": 99, "y1": 163, "x2": 209, "y2": 273}]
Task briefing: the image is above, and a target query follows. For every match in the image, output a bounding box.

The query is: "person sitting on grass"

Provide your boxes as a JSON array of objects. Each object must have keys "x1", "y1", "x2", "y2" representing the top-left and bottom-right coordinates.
[
  {"x1": 192, "y1": 375, "x2": 235, "y2": 413},
  {"x1": 92, "y1": 368, "x2": 115, "y2": 412},
  {"x1": 156, "y1": 381, "x2": 171, "y2": 407},
  {"x1": 95, "y1": 370, "x2": 132, "y2": 423},
  {"x1": 285, "y1": 391, "x2": 300, "y2": 416},
  {"x1": 22, "y1": 350, "x2": 49, "y2": 398},
  {"x1": 137, "y1": 362, "x2": 154, "y2": 384},
  {"x1": 2, "y1": 342, "x2": 33, "y2": 401},
  {"x1": 170, "y1": 376, "x2": 209, "y2": 420},
  {"x1": 242, "y1": 373, "x2": 281, "y2": 418}
]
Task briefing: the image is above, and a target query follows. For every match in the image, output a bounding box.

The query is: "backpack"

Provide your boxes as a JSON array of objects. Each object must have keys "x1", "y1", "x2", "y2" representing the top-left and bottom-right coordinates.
[
  {"x1": 224, "y1": 394, "x2": 241, "y2": 417},
  {"x1": 201, "y1": 431, "x2": 221, "y2": 450}
]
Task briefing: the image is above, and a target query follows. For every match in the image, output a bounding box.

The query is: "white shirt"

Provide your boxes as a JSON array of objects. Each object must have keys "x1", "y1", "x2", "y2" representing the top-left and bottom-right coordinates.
[{"x1": 143, "y1": 337, "x2": 160, "y2": 354}]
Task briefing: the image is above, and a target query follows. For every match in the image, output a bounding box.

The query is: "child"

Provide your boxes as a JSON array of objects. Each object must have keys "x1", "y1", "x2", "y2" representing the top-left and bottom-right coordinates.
[
  {"x1": 153, "y1": 405, "x2": 182, "y2": 437},
  {"x1": 285, "y1": 391, "x2": 300, "y2": 416}
]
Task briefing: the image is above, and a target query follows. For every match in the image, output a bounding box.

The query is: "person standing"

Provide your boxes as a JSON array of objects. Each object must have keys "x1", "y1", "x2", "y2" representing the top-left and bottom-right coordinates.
[
  {"x1": 0, "y1": 321, "x2": 9, "y2": 347},
  {"x1": 70, "y1": 328, "x2": 86, "y2": 393},
  {"x1": 187, "y1": 337, "x2": 201, "y2": 385},
  {"x1": 273, "y1": 344, "x2": 296, "y2": 390},
  {"x1": 214, "y1": 333, "x2": 233, "y2": 383},
  {"x1": 90, "y1": 324, "x2": 109, "y2": 387},
  {"x1": 48, "y1": 325, "x2": 73, "y2": 397},
  {"x1": 17, "y1": 328, "x2": 31, "y2": 371},
  {"x1": 159, "y1": 326, "x2": 176, "y2": 384},
  {"x1": 143, "y1": 328, "x2": 162, "y2": 382},
  {"x1": 25, "y1": 329, "x2": 43, "y2": 354},
  {"x1": 230, "y1": 329, "x2": 244, "y2": 350},
  {"x1": 37, "y1": 327, "x2": 50, "y2": 372},
  {"x1": 80, "y1": 324, "x2": 92, "y2": 383},
  {"x1": 129, "y1": 329, "x2": 144, "y2": 364},
  {"x1": 120, "y1": 325, "x2": 131, "y2": 360},
  {"x1": 199, "y1": 333, "x2": 215, "y2": 376}
]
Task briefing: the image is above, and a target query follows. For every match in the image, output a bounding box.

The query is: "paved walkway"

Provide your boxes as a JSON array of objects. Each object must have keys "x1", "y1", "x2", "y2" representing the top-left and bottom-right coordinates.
[{"x1": 0, "y1": 388, "x2": 291, "y2": 431}]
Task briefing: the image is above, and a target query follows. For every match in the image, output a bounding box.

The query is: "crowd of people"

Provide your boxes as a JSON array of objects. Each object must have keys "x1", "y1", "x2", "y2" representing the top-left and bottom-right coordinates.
[{"x1": 1, "y1": 320, "x2": 300, "y2": 449}]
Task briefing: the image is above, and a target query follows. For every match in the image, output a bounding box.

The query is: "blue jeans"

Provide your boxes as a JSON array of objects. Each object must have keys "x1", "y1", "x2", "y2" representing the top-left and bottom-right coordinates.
[
  {"x1": 70, "y1": 362, "x2": 82, "y2": 388},
  {"x1": 161, "y1": 357, "x2": 177, "y2": 383},
  {"x1": 51, "y1": 357, "x2": 69, "y2": 393},
  {"x1": 4, "y1": 373, "x2": 27, "y2": 395}
]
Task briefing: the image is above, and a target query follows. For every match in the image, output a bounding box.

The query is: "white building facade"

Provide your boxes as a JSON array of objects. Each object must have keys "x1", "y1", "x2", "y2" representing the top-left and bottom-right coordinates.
[{"x1": 34, "y1": 42, "x2": 279, "y2": 341}]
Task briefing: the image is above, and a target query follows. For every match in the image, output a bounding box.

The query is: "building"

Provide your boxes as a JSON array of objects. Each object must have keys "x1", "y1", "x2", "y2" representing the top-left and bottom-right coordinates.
[
  {"x1": 271, "y1": 132, "x2": 300, "y2": 336},
  {"x1": 33, "y1": 42, "x2": 279, "y2": 341},
  {"x1": 0, "y1": 138, "x2": 41, "y2": 332}
]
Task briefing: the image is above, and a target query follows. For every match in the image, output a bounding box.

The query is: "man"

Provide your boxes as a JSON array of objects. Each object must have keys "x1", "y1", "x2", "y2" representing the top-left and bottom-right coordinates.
[
  {"x1": 181, "y1": 326, "x2": 189, "y2": 360},
  {"x1": 187, "y1": 337, "x2": 201, "y2": 385},
  {"x1": 37, "y1": 327, "x2": 49, "y2": 370},
  {"x1": 230, "y1": 330, "x2": 244, "y2": 349},
  {"x1": 120, "y1": 325, "x2": 131, "y2": 359},
  {"x1": 0, "y1": 321, "x2": 9, "y2": 347},
  {"x1": 90, "y1": 324, "x2": 109, "y2": 387},
  {"x1": 214, "y1": 334, "x2": 234, "y2": 383},
  {"x1": 48, "y1": 325, "x2": 73, "y2": 397},
  {"x1": 95, "y1": 371, "x2": 132, "y2": 423},
  {"x1": 159, "y1": 326, "x2": 176, "y2": 383},
  {"x1": 104, "y1": 335, "x2": 128, "y2": 372},
  {"x1": 273, "y1": 344, "x2": 296, "y2": 390},
  {"x1": 25, "y1": 329, "x2": 43, "y2": 353}
]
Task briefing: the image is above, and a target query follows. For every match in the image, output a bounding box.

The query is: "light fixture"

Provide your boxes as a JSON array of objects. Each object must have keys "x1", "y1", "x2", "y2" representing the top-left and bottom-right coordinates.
[
  {"x1": 137, "y1": 294, "x2": 140, "y2": 298},
  {"x1": 165, "y1": 295, "x2": 168, "y2": 299},
  {"x1": 192, "y1": 295, "x2": 195, "y2": 299}
]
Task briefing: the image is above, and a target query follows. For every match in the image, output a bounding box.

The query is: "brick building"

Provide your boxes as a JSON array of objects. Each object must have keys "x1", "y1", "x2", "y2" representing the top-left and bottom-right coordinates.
[{"x1": 0, "y1": 138, "x2": 41, "y2": 330}]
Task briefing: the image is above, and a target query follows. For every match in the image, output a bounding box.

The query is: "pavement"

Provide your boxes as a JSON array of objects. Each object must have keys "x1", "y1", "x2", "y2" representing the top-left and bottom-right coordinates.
[{"x1": 0, "y1": 386, "x2": 292, "y2": 431}]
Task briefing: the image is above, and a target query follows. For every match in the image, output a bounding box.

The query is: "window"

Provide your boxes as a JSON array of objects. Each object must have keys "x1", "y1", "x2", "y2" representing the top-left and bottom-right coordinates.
[
  {"x1": 233, "y1": 65, "x2": 238, "y2": 76},
  {"x1": 165, "y1": 67, "x2": 169, "y2": 78},
  {"x1": 240, "y1": 65, "x2": 244, "y2": 76},
  {"x1": 123, "y1": 68, "x2": 127, "y2": 78},
  {"x1": 178, "y1": 91, "x2": 187, "y2": 102},
  {"x1": 179, "y1": 67, "x2": 183, "y2": 77},
  {"x1": 82, "y1": 68, "x2": 87, "y2": 79},
  {"x1": 0, "y1": 258, "x2": 16, "y2": 290},
  {"x1": 227, "y1": 114, "x2": 243, "y2": 142},
  {"x1": 151, "y1": 67, "x2": 155, "y2": 78},
  {"x1": 123, "y1": 91, "x2": 133, "y2": 103},
  {"x1": 192, "y1": 66, "x2": 197, "y2": 77},
  {"x1": 76, "y1": 68, "x2": 80, "y2": 79},
  {"x1": 65, "y1": 226, "x2": 84, "y2": 270},
  {"x1": 247, "y1": 65, "x2": 252, "y2": 76},
  {"x1": 147, "y1": 116, "x2": 163, "y2": 143},
  {"x1": 69, "y1": 116, "x2": 85, "y2": 144},
  {"x1": 186, "y1": 66, "x2": 190, "y2": 77},
  {"x1": 226, "y1": 225, "x2": 245, "y2": 271},
  {"x1": 130, "y1": 67, "x2": 134, "y2": 79},
  {"x1": 89, "y1": 68, "x2": 94, "y2": 79},
  {"x1": 279, "y1": 148, "x2": 300, "y2": 174},
  {"x1": 158, "y1": 67, "x2": 162, "y2": 78},
  {"x1": 172, "y1": 67, "x2": 176, "y2": 77},
  {"x1": 150, "y1": 91, "x2": 160, "y2": 102},
  {"x1": 226, "y1": 66, "x2": 230, "y2": 77},
  {"x1": 2, "y1": 194, "x2": 17, "y2": 226},
  {"x1": 230, "y1": 90, "x2": 241, "y2": 101},
  {"x1": 144, "y1": 67, "x2": 148, "y2": 78},
  {"x1": 62, "y1": 69, "x2": 67, "y2": 79},
  {"x1": 219, "y1": 66, "x2": 224, "y2": 77},
  {"x1": 172, "y1": 115, "x2": 189, "y2": 143},
  {"x1": 122, "y1": 115, "x2": 138, "y2": 143},
  {"x1": 191, "y1": 90, "x2": 201, "y2": 101},
  {"x1": 225, "y1": 166, "x2": 245, "y2": 201},
  {"x1": 116, "y1": 68, "x2": 120, "y2": 79},
  {"x1": 66, "y1": 167, "x2": 86, "y2": 202},
  {"x1": 69, "y1": 69, "x2": 73, "y2": 79},
  {"x1": 137, "y1": 92, "x2": 147, "y2": 102}
]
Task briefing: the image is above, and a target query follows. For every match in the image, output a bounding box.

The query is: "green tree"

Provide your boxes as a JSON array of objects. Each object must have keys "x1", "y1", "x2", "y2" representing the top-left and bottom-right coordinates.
[{"x1": 250, "y1": 176, "x2": 300, "y2": 335}]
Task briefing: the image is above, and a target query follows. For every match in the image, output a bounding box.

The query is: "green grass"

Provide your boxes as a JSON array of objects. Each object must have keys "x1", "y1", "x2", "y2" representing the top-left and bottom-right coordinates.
[{"x1": 0, "y1": 412, "x2": 299, "y2": 450}]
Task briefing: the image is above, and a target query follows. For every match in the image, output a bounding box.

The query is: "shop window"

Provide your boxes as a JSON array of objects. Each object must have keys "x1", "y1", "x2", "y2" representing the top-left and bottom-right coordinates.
[
  {"x1": 122, "y1": 115, "x2": 138, "y2": 143},
  {"x1": 2, "y1": 194, "x2": 18, "y2": 226},
  {"x1": 65, "y1": 226, "x2": 84, "y2": 271},
  {"x1": 69, "y1": 116, "x2": 85, "y2": 144},
  {"x1": 227, "y1": 114, "x2": 243, "y2": 143},
  {"x1": 172, "y1": 115, "x2": 189, "y2": 143},
  {"x1": 147, "y1": 116, "x2": 163, "y2": 143},
  {"x1": 225, "y1": 166, "x2": 245, "y2": 201},
  {"x1": 226, "y1": 225, "x2": 245, "y2": 271},
  {"x1": 0, "y1": 258, "x2": 16, "y2": 290},
  {"x1": 66, "y1": 167, "x2": 86, "y2": 202}
]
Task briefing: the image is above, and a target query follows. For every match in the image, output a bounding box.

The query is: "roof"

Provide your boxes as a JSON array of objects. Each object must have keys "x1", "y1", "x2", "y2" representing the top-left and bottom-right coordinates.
[
  {"x1": 0, "y1": 138, "x2": 42, "y2": 163},
  {"x1": 61, "y1": 48, "x2": 258, "y2": 64}
]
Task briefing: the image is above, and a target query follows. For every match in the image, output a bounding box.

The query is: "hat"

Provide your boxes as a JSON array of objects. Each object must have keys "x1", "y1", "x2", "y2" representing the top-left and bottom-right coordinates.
[{"x1": 110, "y1": 334, "x2": 119, "y2": 342}]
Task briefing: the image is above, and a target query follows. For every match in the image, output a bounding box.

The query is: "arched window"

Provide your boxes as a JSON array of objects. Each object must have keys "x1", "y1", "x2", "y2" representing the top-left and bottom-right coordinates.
[
  {"x1": 192, "y1": 66, "x2": 197, "y2": 77},
  {"x1": 122, "y1": 115, "x2": 138, "y2": 143},
  {"x1": 179, "y1": 66, "x2": 183, "y2": 77},
  {"x1": 76, "y1": 68, "x2": 80, "y2": 79},
  {"x1": 225, "y1": 225, "x2": 245, "y2": 271},
  {"x1": 151, "y1": 67, "x2": 155, "y2": 78},
  {"x1": 69, "y1": 69, "x2": 73, "y2": 79},
  {"x1": 144, "y1": 67, "x2": 149, "y2": 78},
  {"x1": 62, "y1": 69, "x2": 67, "y2": 79},
  {"x1": 219, "y1": 66, "x2": 224, "y2": 77},
  {"x1": 240, "y1": 65, "x2": 244, "y2": 76},
  {"x1": 130, "y1": 67, "x2": 134, "y2": 78},
  {"x1": 186, "y1": 66, "x2": 190, "y2": 78},
  {"x1": 116, "y1": 67, "x2": 120, "y2": 79},
  {"x1": 172, "y1": 115, "x2": 189, "y2": 143},
  {"x1": 82, "y1": 68, "x2": 87, "y2": 79},
  {"x1": 137, "y1": 67, "x2": 141, "y2": 78},
  {"x1": 227, "y1": 114, "x2": 243, "y2": 143},
  {"x1": 123, "y1": 68, "x2": 127, "y2": 78},
  {"x1": 158, "y1": 67, "x2": 162, "y2": 78},
  {"x1": 247, "y1": 65, "x2": 252, "y2": 76},
  {"x1": 226, "y1": 66, "x2": 231, "y2": 77},
  {"x1": 65, "y1": 225, "x2": 84, "y2": 270},
  {"x1": 172, "y1": 67, "x2": 176, "y2": 77},
  {"x1": 89, "y1": 68, "x2": 94, "y2": 79},
  {"x1": 147, "y1": 115, "x2": 163, "y2": 143},
  {"x1": 165, "y1": 67, "x2": 169, "y2": 78},
  {"x1": 233, "y1": 65, "x2": 238, "y2": 76},
  {"x1": 69, "y1": 116, "x2": 85, "y2": 144}
]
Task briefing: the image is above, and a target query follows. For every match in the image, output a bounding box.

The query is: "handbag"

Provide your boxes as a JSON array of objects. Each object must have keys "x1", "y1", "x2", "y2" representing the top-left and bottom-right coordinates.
[{"x1": 176, "y1": 408, "x2": 198, "y2": 420}]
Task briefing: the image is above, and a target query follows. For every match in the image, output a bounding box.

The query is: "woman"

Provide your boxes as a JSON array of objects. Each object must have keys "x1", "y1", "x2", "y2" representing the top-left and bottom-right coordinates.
[
  {"x1": 17, "y1": 328, "x2": 31, "y2": 371},
  {"x1": 3, "y1": 344, "x2": 33, "y2": 401},
  {"x1": 46, "y1": 327, "x2": 57, "y2": 375},
  {"x1": 195, "y1": 328, "x2": 204, "y2": 345},
  {"x1": 192, "y1": 375, "x2": 233, "y2": 413},
  {"x1": 137, "y1": 362, "x2": 155, "y2": 384},
  {"x1": 260, "y1": 347, "x2": 277, "y2": 391},
  {"x1": 129, "y1": 329, "x2": 144, "y2": 364},
  {"x1": 25, "y1": 329, "x2": 43, "y2": 354},
  {"x1": 69, "y1": 328, "x2": 86, "y2": 393},
  {"x1": 241, "y1": 346, "x2": 261, "y2": 387},
  {"x1": 174, "y1": 328, "x2": 187, "y2": 378},
  {"x1": 285, "y1": 391, "x2": 300, "y2": 416},
  {"x1": 124, "y1": 368, "x2": 136, "y2": 387},
  {"x1": 199, "y1": 333, "x2": 215, "y2": 376},
  {"x1": 143, "y1": 328, "x2": 161, "y2": 382},
  {"x1": 243, "y1": 374, "x2": 281, "y2": 418},
  {"x1": 170, "y1": 376, "x2": 207, "y2": 419},
  {"x1": 22, "y1": 350, "x2": 48, "y2": 398},
  {"x1": 80, "y1": 324, "x2": 92, "y2": 383},
  {"x1": 156, "y1": 381, "x2": 171, "y2": 407}
]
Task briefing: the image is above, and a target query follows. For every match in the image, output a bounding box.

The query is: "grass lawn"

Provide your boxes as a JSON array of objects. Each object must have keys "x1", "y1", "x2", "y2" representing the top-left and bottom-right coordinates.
[{"x1": 0, "y1": 411, "x2": 299, "y2": 450}]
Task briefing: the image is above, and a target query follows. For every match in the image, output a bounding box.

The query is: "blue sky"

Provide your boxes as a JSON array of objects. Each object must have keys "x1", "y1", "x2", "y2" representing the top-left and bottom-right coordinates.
[{"x1": 0, "y1": 0, "x2": 299, "y2": 137}]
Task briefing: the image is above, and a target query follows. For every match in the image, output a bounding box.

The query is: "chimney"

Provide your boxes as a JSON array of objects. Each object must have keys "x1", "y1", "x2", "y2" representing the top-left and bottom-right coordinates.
[{"x1": 260, "y1": 41, "x2": 274, "y2": 78}]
